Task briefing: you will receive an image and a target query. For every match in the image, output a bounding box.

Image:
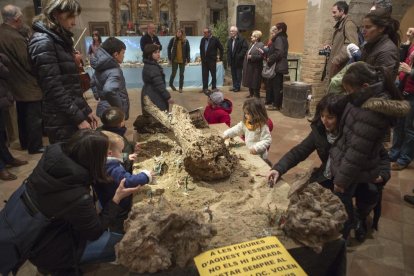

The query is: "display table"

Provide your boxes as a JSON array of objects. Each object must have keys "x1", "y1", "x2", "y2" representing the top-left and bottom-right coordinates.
[
  {"x1": 126, "y1": 123, "x2": 346, "y2": 275},
  {"x1": 85, "y1": 62, "x2": 224, "y2": 89}
]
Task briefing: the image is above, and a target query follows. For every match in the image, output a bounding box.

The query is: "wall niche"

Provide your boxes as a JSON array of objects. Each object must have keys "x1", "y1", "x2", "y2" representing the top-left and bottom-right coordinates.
[{"x1": 110, "y1": 0, "x2": 177, "y2": 36}]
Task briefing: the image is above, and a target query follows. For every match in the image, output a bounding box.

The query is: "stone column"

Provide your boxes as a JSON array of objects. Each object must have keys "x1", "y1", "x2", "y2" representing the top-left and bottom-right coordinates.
[{"x1": 301, "y1": 0, "x2": 338, "y2": 114}]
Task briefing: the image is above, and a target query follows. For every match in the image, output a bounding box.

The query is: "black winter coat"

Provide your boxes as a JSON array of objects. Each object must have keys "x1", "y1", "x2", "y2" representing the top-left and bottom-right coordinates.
[
  {"x1": 25, "y1": 143, "x2": 123, "y2": 271},
  {"x1": 167, "y1": 37, "x2": 190, "y2": 63},
  {"x1": 0, "y1": 53, "x2": 13, "y2": 109},
  {"x1": 273, "y1": 120, "x2": 391, "y2": 185},
  {"x1": 141, "y1": 59, "x2": 171, "y2": 112},
  {"x1": 267, "y1": 33, "x2": 289, "y2": 74},
  {"x1": 200, "y1": 36, "x2": 224, "y2": 62},
  {"x1": 330, "y1": 84, "x2": 410, "y2": 189},
  {"x1": 227, "y1": 35, "x2": 248, "y2": 68},
  {"x1": 273, "y1": 121, "x2": 331, "y2": 183},
  {"x1": 140, "y1": 33, "x2": 162, "y2": 52},
  {"x1": 29, "y1": 22, "x2": 92, "y2": 142}
]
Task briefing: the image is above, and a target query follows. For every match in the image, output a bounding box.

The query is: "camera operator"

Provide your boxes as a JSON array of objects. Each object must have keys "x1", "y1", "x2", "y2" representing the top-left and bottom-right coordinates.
[{"x1": 323, "y1": 1, "x2": 359, "y2": 80}]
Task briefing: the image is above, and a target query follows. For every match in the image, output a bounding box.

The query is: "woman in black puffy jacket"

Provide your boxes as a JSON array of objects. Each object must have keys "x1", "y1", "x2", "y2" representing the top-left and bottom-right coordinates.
[{"x1": 28, "y1": 0, "x2": 98, "y2": 143}]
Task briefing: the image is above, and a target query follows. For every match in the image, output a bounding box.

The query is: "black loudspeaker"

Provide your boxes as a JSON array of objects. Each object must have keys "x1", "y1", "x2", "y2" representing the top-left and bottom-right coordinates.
[
  {"x1": 33, "y1": 0, "x2": 42, "y2": 15},
  {"x1": 236, "y1": 5, "x2": 255, "y2": 30}
]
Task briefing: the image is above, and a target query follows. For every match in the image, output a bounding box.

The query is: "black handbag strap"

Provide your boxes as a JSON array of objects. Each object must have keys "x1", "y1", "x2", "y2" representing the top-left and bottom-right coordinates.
[{"x1": 21, "y1": 180, "x2": 92, "y2": 220}]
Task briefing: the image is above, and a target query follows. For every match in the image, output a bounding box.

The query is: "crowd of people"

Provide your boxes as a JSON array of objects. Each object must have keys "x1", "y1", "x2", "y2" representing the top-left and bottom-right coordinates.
[{"x1": 0, "y1": 0, "x2": 413, "y2": 274}]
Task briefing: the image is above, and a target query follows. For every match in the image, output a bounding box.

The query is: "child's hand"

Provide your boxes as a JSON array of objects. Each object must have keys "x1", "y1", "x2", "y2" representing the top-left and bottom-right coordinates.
[
  {"x1": 373, "y1": 175, "x2": 384, "y2": 184},
  {"x1": 129, "y1": 153, "x2": 137, "y2": 161},
  {"x1": 250, "y1": 148, "x2": 257, "y2": 155}
]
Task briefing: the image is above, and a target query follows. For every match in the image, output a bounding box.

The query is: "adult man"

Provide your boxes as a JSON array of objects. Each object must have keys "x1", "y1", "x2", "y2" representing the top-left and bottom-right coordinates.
[
  {"x1": 326, "y1": 1, "x2": 359, "y2": 80},
  {"x1": 199, "y1": 28, "x2": 223, "y2": 93},
  {"x1": 389, "y1": 27, "x2": 414, "y2": 171},
  {"x1": 227, "y1": 26, "x2": 248, "y2": 92},
  {"x1": 0, "y1": 5, "x2": 43, "y2": 154},
  {"x1": 140, "y1": 23, "x2": 162, "y2": 52}
]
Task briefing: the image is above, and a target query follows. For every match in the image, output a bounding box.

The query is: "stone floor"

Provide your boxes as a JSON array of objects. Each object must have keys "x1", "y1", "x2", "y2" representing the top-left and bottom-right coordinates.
[{"x1": 1, "y1": 87, "x2": 414, "y2": 276}]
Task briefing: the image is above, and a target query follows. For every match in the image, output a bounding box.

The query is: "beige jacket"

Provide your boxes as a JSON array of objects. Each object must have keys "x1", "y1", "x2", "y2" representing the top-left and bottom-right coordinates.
[{"x1": 328, "y1": 15, "x2": 359, "y2": 80}]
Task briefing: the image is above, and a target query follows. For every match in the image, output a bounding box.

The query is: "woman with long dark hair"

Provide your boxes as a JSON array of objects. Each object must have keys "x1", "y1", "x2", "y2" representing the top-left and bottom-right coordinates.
[
  {"x1": 0, "y1": 130, "x2": 140, "y2": 274},
  {"x1": 361, "y1": 13, "x2": 400, "y2": 75},
  {"x1": 88, "y1": 30, "x2": 102, "y2": 59}
]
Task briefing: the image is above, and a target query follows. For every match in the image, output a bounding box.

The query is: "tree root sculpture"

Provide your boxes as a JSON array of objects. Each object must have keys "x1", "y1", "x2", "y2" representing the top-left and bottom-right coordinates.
[
  {"x1": 116, "y1": 199, "x2": 216, "y2": 273},
  {"x1": 143, "y1": 96, "x2": 236, "y2": 180}
]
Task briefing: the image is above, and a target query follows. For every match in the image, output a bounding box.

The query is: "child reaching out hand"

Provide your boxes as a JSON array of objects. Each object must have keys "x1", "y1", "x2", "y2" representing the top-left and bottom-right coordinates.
[
  {"x1": 94, "y1": 130, "x2": 155, "y2": 233},
  {"x1": 223, "y1": 98, "x2": 272, "y2": 159}
]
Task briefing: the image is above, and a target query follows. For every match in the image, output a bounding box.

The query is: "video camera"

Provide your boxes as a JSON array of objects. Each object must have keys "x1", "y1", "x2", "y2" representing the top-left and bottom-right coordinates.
[{"x1": 318, "y1": 48, "x2": 331, "y2": 57}]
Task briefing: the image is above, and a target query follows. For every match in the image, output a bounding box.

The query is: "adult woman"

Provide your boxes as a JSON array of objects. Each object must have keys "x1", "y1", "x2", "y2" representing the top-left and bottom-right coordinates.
[
  {"x1": 88, "y1": 30, "x2": 102, "y2": 59},
  {"x1": 141, "y1": 44, "x2": 172, "y2": 113},
  {"x1": 265, "y1": 22, "x2": 289, "y2": 110},
  {"x1": 242, "y1": 30, "x2": 264, "y2": 98},
  {"x1": 167, "y1": 28, "x2": 190, "y2": 93},
  {"x1": 0, "y1": 130, "x2": 140, "y2": 274},
  {"x1": 29, "y1": 0, "x2": 98, "y2": 144},
  {"x1": 331, "y1": 62, "x2": 409, "y2": 239},
  {"x1": 268, "y1": 94, "x2": 348, "y2": 187},
  {"x1": 361, "y1": 13, "x2": 400, "y2": 75}
]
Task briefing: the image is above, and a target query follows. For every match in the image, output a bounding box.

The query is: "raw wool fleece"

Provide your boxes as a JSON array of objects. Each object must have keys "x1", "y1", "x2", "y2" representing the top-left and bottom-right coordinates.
[
  {"x1": 281, "y1": 182, "x2": 347, "y2": 253},
  {"x1": 116, "y1": 198, "x2": 216, "y2": 273}
]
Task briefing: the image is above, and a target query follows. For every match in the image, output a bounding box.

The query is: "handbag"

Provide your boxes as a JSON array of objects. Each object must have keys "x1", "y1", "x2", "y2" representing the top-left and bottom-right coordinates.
[
  {"x1": 0, "y1": 180, "x2": 90, "y2": 275},
  {"x1": 262, "y1": 61, "x2": 276, "y2": 79}
]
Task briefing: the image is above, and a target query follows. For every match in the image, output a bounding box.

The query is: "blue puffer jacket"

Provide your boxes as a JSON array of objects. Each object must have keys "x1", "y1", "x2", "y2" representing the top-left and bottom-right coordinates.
[{"x1": 91, "y1": 47, "x2": 130, "y2": 120}]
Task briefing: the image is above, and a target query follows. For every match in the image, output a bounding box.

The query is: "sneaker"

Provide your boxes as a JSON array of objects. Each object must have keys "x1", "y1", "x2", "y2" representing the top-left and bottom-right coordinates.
[
  {"x1": 404, "y1": 195, "x2": 414, "y2": 205},
  {"x1": 391, "y1": 162, "x2": 407, "y2": 171}
]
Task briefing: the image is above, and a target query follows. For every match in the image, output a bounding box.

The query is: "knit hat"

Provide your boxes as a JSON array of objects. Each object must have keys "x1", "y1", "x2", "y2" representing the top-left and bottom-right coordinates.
[
  {"x1": 209, "y1": 91, "x2": 224, "y2": 105},
  {"x1": 346, "y1": 43, "x2": 360, "y2": 59}
]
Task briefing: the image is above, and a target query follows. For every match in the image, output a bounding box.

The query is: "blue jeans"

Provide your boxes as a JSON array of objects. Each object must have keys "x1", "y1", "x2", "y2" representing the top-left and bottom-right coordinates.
[
  {"x1": 80, "y1": 231, "x2": 123, "y2": 264},
  {"x1": 389, "y1": 93, "x2": 414, "y2": 166}
]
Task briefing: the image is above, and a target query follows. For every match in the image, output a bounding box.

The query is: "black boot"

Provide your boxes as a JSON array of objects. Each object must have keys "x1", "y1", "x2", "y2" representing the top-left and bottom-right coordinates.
[{"x1": 354, "y1": 216, "x2": 367, "y2": 242}]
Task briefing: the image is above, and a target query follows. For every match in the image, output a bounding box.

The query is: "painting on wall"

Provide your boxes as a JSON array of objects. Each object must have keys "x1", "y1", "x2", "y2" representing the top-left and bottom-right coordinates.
[
  {"x1": 180, "y1": 21, "x2": 198, "y2": 36},
  {"x1": 88, "y1": 21, "x2": 110, "y2": 36}
]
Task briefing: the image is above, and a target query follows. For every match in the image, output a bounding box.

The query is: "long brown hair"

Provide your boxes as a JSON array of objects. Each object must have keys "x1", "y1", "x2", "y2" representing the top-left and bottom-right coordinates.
[
  {"x1": 175, "y1": 28, "x2": 186, "y2": 42},
  {"x1": 242, "y1": 98, "x2": 268, "y2": 126}
]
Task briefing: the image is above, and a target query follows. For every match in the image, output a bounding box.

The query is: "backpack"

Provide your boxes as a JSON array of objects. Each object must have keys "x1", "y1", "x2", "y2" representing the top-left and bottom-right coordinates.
[
  {"x1": 344, "y1": 19, "x2": 365, "y2": 47},
  {"x1": 0, "y1": 181, "x2": 90, "y2": 275}
]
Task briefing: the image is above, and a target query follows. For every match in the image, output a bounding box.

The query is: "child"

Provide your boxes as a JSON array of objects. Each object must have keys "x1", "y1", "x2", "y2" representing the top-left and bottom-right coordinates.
[
  {"x1": 91, "y1": 37, "x2": 130, "y2": 120},
  {"x1": 95, "y1": 130, "x2": 154, "y2": 233},
  {"x1": 99, "y1": 107, "x2": 135, "y2": 172},
  {"x1": 203, "y1": 90, "x2": 233, "y2": 127},
  {"x1": 331, "y1": 61, "x2": 408, "y2": 240},
  {"x1": 223, "y1": 98, "x2": 272, "y2": 160}
]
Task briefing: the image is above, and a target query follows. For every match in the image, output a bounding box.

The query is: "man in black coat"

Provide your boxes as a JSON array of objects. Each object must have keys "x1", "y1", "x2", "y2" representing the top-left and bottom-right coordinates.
[
  {"x1": 140, "y1": 23, "x2": 162, "y2": 52},
  {"x1": 227, "y1": 26, "x2": 248, "y2": 92},
  {"x1": 199, "y1": 27, "x2": 223, "y2": 92}
]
